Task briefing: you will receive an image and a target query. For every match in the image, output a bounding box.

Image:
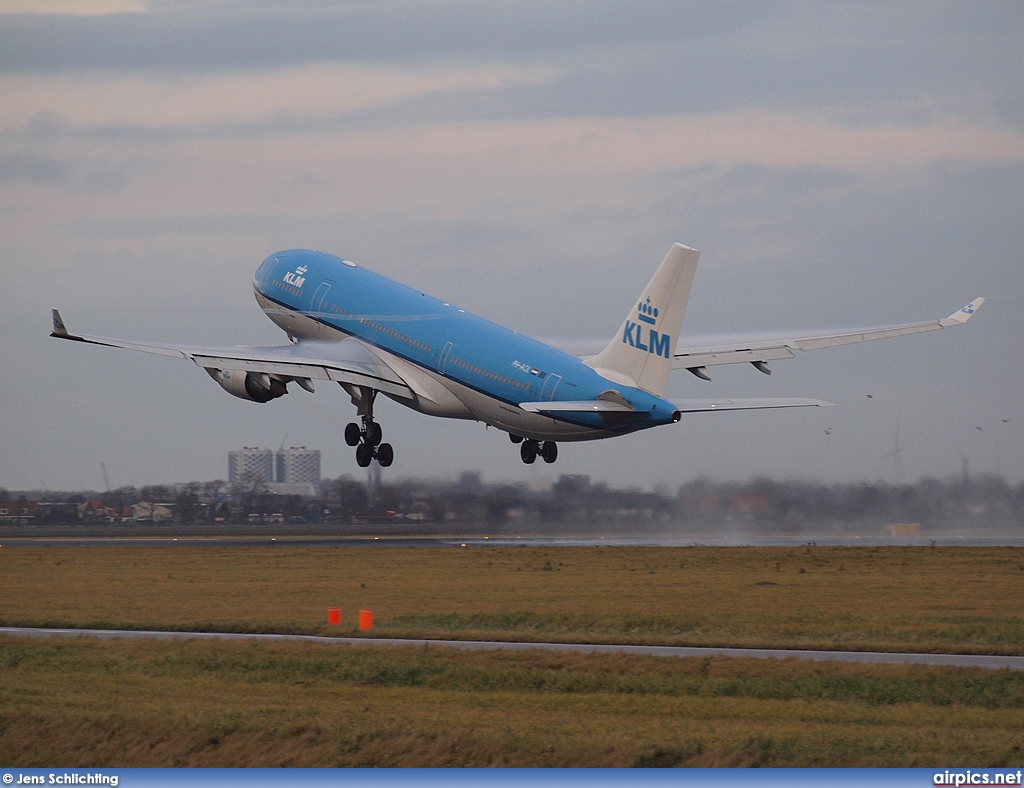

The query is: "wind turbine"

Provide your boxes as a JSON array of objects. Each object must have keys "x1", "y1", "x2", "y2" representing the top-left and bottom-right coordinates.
[
  {"x1": 954, "y1": 442, "x2": 970, "y2": 484},
  {"x1": 881, "y1": 410, "x2": 905, "y2": 485}
]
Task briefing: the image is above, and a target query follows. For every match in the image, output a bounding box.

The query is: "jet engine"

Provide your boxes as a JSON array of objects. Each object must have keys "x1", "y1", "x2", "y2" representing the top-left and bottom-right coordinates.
[{"x1": 206, "y1": 368, "x2": 287, "y2": 403}]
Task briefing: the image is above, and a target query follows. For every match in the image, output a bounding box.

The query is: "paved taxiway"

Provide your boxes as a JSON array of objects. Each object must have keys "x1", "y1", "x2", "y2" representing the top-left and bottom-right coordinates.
[
  {"x1": 4, "y1": 535, "x2": 1024, "y2": 547},
  {"x1": 3, "y1": 627, "x2": 1022, "y2": 671}
]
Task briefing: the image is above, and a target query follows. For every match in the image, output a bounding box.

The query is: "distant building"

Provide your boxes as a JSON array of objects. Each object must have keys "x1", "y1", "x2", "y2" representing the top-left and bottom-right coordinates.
[
  {"x1": 228, "y1": 447, "x2": 274, "y2": 483},
  {"x1": 265, "y1": 482, "x2": 319, "y2": 498},
  {"x1": 129, "y1": 501, "x2": 173, "y2": 522},
  {"x1": 276, "y1": 447, "x2": 321, "y2": 484},
  {"x1": 0, "y1": 500, "x2": 39, "y2": 524},
  {"x1": 527, "y1": 475, "x2": 553, "y2": 493},
  {"x1": 76, "y1": 499, "x2": 127, "y2": 523}
]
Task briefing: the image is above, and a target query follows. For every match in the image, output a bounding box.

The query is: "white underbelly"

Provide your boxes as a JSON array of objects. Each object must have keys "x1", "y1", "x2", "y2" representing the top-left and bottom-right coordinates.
[
  {"x1": 257, "y1": 294, "x2": 612, "y2": 442},
  {"x1": 419, "y1": 371, "x2": 613, "y2": 442}
]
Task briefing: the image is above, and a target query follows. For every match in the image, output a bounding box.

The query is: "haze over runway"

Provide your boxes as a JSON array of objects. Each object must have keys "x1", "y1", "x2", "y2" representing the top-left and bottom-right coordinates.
[{"x1": 1, "y1": 1, "x2": 1022, "y2": 491}]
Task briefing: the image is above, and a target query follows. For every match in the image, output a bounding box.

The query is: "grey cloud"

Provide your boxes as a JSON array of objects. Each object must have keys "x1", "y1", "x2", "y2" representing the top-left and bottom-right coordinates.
[
  {"x1": 444, "y1": 24, "x2": 1024, "y2": 124},
  {"x1": 406, "y1": 160, "x2": 1020, "y2": 340},
  {"x1": 0, "y1": 1, "x2": 756, "y2": 74},
  {"x1": 56, "y1": 213, "x2": 297, "y2": 240},
  {"x1": 3, "y1": 2, "x2": 1020, "y2": 142},
  {"x1": 0, "y1": 149, "x2": 128, "y2": 192},
  {"x1": 642, "y1": 161, "x2": 1024, "y2": 335},
  {"x1": 0, "y1": 151, "x2": 73, "y2": 185}
]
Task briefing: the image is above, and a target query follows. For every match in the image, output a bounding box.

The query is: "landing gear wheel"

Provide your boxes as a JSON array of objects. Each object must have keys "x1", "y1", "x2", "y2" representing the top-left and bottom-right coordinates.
[
  {"x1": 520, "y1": 440, "x2": 538, "y2": 464},
  {"x1": 509, "y1": 433, "x2": 524, "y2": 444},
  {"x1": 541, "y1": 441, "x2": 558, "y2": 464},
  {"x1": 348, "y1": 387, "x2": 392, "y2": 468}
]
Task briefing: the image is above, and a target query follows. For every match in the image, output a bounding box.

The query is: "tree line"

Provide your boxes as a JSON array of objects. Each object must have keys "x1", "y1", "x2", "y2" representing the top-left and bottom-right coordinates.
[{"x1": 2, "y1": 472, "x2": 1022, "y2": 532}]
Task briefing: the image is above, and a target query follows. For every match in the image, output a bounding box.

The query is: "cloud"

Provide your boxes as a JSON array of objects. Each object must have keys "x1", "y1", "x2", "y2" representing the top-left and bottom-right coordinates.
[
  {"x1": 1, "y1": 2, "x2": 1020, "y2": 132},
  {"x1": 310, "y1": 113, "x2": 1024, "y2": 176},
  {"x1": 0, "y1": 150, "x2": 72, "y2": 184},
  {"x1": 0, "y1": 1, "x2": 756, "y2": 74},
  {"x1": 9, "y1": 105, "x2": 1023, "y2": 189},
  {"x1": 0, "y1": 148, "x2": 128, "y2": 192},
  {"x1": 0, "y1": 0, "x2": 146, "y2": 13},
  {"x1": 0, "y1": 64, "x2": 556, "y2": 134}
]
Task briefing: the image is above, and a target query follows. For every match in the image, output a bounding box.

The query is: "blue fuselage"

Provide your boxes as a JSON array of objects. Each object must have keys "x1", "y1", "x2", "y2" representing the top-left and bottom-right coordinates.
[{"x1": 253, "y1": 250, "x2": 680, "y2": 441}]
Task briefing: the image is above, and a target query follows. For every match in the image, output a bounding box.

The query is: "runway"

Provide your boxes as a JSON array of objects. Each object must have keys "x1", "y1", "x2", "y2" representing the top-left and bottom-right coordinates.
[
  {"x1": 3, "y1": 626, "x2": 1023, "y2": 671},
  {"x1": 4, "y1": 534, "x2": 1024, "y2": 547}
]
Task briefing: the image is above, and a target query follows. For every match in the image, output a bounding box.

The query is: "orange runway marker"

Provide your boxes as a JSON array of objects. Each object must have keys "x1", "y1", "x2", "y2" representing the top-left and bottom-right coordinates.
[
  {"x1": 328, "y1": 607, "x2": 341, "y2": 625},
  {"x1": 359, "y1": 609, "x2": 373, "y2": 630}
]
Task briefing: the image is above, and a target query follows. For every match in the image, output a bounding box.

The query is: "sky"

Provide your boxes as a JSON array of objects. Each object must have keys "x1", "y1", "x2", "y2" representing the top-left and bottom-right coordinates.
[{"x1": 1, "y1": 0, "x2": 1022, "y2": 493}]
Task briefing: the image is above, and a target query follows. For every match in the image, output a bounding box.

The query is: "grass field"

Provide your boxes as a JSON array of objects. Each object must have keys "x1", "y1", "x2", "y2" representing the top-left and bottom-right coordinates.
[
  {"x1": 3, "y1": 636, "x2": 1024, "y2": 767},
  {"x1": 2, "y1": 545, "x2": 1023, "y2": 652},
  {"x1": 2, "y1": 544, "x2": 1024, "y2": 766}
]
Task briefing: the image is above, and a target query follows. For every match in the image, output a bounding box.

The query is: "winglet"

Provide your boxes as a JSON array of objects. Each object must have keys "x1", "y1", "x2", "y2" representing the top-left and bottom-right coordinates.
[
  {"x1": 51, "y1": 308, "x2": 70, "y2": 337},
  {"x1": 940, "y1": 297, "x2": 985, "y2": 326}
]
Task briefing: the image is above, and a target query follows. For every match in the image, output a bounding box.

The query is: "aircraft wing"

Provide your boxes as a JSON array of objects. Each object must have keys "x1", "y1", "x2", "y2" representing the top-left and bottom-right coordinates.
[
  {"x1": 673, "y1": 298, "x2": 984, "y2": 377},
  {"x1": 50, "y1": 309, "x2": 414, "y2": 398}
]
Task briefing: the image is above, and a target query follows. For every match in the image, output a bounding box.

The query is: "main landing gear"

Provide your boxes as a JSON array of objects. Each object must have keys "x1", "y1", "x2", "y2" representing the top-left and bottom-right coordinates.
[
  {"x1": 509, "y1": 433, "x2": 558, "y2": 464},
  {"x1": 344, "y1": 388, "x2": 393, "y2": 468}
]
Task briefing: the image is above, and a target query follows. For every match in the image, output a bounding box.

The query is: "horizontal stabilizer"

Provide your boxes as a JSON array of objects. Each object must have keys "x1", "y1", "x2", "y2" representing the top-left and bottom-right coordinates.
[
  {"x1": 673, "y1": 397, "x2": 833, "y2": 413},
  {"x1": 519, "y1": 400, "x2": 635, "y2": 413}
]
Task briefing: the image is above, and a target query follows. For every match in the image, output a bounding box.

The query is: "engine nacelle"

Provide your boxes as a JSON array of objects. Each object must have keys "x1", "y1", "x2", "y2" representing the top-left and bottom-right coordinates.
[{"x1": 206, "y1": 368, "x2": 287, "y2": 403}]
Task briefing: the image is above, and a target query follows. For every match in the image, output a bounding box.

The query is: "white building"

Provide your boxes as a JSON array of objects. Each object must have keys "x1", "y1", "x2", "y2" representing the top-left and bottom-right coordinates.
[
  {"x1": 276, "y1": 447, "x2": 321, "y2": 484},
  {"x1": 265, "y1": 482, "x2": 318, "y2": 498},
  {"x1": 228, "y1": 447, "x2": 274, "y2": 483}
]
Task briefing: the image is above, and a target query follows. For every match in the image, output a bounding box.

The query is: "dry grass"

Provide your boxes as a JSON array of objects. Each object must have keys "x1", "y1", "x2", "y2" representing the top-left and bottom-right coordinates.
[
  {"x1": 2, "y1": 545, "x2": 1023, "y2": 653},
  {"x1": 2, "y1": 545, "x2": 1024, "y2": 766},
  {"x1": 2, "y1": 636, "x2": 1024, "y2": 767}
]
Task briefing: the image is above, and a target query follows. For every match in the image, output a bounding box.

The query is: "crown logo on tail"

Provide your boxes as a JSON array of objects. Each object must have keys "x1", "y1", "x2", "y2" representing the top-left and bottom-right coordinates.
[{"x1": 637, "y1": 297, "x2": 659, "y2": 325}]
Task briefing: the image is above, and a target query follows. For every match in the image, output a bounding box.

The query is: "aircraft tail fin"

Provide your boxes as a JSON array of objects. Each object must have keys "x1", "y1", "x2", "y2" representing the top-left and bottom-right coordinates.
[{"x1": 584, "y1": 243, "x2": 700, "y2": 396}]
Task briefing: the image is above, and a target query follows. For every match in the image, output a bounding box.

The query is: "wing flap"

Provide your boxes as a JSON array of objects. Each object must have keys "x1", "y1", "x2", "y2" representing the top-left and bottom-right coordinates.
[{"x1": 674, "y1": 346, "x2": 796, "y2": 368}]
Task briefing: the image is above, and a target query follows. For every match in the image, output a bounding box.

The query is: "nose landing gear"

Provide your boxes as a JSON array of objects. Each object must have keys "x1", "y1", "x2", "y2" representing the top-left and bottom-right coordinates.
[
  {"x1": 517, "y1": 438, "x2": 558, "y2": 464},
  {"x1": 343, "y1": 387, "x2": 393, "y2": 468}
]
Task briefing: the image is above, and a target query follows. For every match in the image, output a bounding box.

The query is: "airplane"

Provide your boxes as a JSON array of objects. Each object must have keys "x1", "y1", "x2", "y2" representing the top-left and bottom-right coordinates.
[{"x1": 50, "y1": 244, "x2": 984, "y2": 468}]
